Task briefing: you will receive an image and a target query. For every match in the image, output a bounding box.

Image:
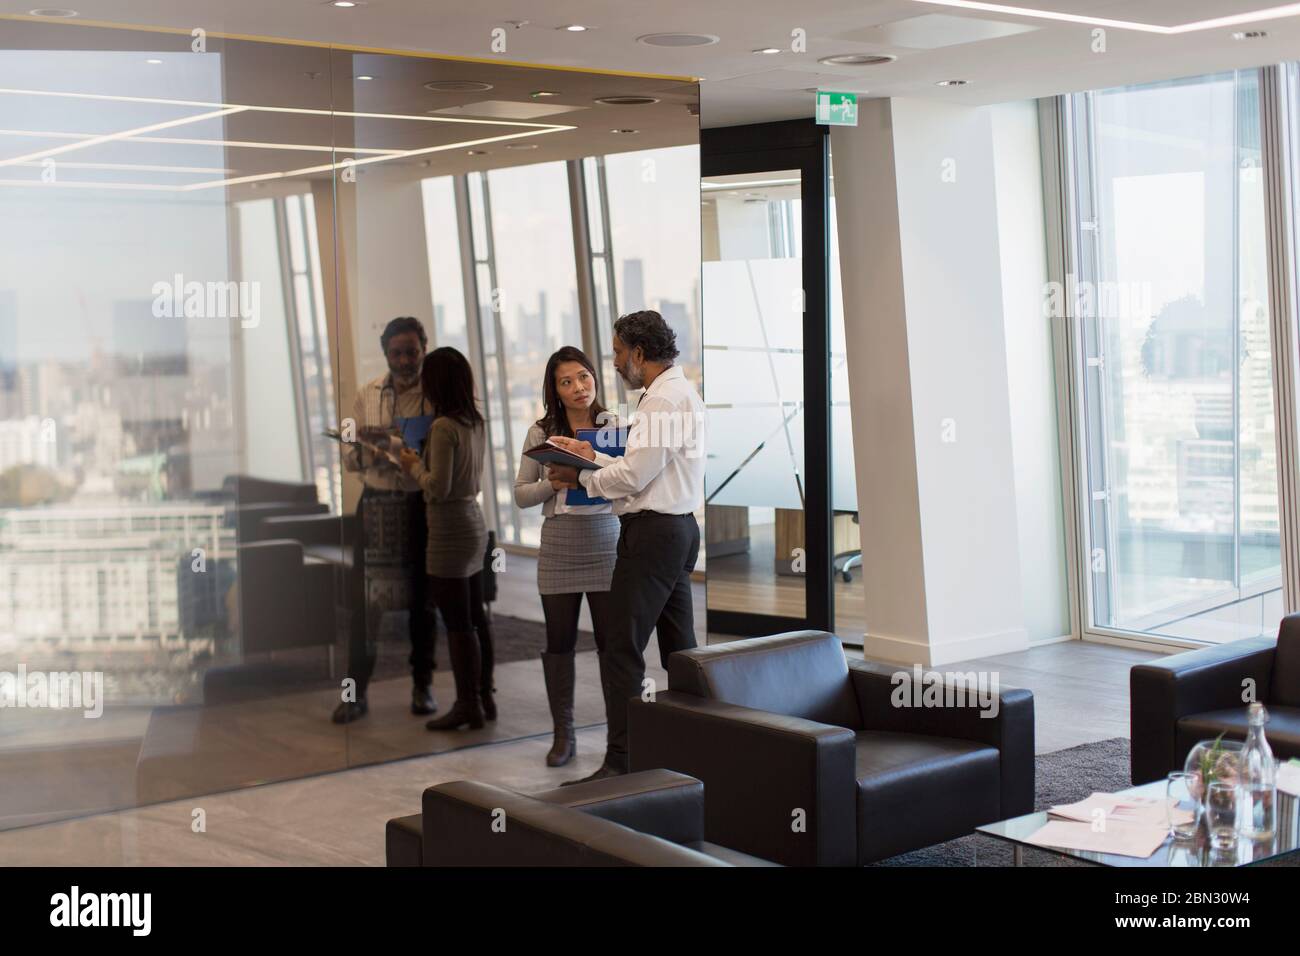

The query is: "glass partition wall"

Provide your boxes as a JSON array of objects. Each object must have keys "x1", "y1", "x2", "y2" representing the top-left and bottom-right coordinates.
[{"x1": 0, "y1": 16, "x2": 699, "y2": 832}]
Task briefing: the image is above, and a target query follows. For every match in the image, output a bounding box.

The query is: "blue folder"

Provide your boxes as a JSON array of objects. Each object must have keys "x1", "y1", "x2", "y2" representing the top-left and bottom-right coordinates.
[{"x1": 566, "y1": 426, "x2": 627, "y2": 507}]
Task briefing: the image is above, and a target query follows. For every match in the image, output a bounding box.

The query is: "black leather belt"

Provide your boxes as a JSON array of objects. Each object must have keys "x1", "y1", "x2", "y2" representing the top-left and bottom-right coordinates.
[{"x1": 619, "y1": 510, "x2": 691, "y2": 523}]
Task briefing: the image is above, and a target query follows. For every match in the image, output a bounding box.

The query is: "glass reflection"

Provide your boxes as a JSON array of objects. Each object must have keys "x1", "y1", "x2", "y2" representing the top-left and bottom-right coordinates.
[{"x1": 0, "y1": 18, "x2": 700, "y2": 839}]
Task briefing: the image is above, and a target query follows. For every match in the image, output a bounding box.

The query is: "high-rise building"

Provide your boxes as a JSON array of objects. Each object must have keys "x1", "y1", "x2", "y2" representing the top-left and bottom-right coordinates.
[{"x1": 621, "y1": 258, "x2": 646, "y2": 314}]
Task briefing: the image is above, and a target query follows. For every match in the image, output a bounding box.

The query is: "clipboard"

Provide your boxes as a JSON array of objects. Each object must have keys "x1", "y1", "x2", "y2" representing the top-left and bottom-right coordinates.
[
  {"x1": 523, "y1": 438, "x2": 601, "y2": 471},
  {"x1": 323, "y1": 428, "x2": 403, "y2": 469},
  {"x1": 565, "y1": 426, "x2": 626, "y2": 506}
]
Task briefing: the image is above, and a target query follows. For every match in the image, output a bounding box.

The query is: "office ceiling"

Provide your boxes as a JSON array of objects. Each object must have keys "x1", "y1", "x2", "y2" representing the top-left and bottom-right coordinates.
[
  {"x1": 0, "y1": 20, "x2": 698, "y2": 191},
  {"x1": 2, "y1": 1, "x2": 1299, "y2": 126}
]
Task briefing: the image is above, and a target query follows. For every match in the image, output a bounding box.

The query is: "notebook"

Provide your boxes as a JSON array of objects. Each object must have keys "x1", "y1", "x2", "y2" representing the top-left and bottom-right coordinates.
[{"x1": 565, "y1": 426, "x2": 627, "y2": 507}]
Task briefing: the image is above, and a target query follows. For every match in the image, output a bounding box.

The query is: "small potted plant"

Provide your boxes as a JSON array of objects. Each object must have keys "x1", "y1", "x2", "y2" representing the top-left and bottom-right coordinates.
[{"x1": 1185, "y1": 733, "x2": 1243, "y2": 804}]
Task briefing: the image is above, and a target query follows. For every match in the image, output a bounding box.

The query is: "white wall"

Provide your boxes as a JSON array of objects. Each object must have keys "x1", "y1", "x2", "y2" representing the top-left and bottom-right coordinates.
[{"x1": 991, "y1": 101, "x2": 1072, "y2": 643}]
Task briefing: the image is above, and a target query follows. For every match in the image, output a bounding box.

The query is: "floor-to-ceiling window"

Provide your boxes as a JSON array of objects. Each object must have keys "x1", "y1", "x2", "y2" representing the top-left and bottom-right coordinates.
[
  {"x1": 420, "y1": 148, "x2": 702, "y2": 551},
  {"x1": 1067, "y1": 71, "x2": 1282, "y2": 644},
  {"x1": 600, "y1": 146, "x2": 702, "y2": 391}
]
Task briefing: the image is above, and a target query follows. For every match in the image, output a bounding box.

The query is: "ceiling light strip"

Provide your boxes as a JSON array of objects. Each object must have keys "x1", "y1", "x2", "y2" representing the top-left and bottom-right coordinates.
[
  {"x1": 178, "y1": 125, "x2": 571, "y2": 191},
  {"x1": 0, "y1": 129, "x2": 403, "y2": 154},
  {"x1": 0, "y1": 178, "x2": 187, "y2": 190},
  {"x1": 11, "y1": 159, "x2": 234, "y2": 173},
  {"x1": 907, "y1": 0, "x2": 1300, "y2": 34},
  {"x1": 0, "y1": 86, "x2": 571, "y2": 129},
  {"x1": 0, "y1": 106, "x2": 244, "y2": 168}
]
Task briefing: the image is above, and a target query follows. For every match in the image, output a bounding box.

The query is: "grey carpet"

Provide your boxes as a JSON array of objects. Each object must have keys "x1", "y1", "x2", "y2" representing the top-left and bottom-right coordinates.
[{"x1": 876, "y1": 737, "x2": 1296, "y2": 866}]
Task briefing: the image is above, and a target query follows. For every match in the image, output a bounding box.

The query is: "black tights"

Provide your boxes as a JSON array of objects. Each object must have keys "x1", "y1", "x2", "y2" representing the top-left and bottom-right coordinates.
[
  {"x1": 427, "y1": 571, "x2": 493, "y2": 691},
  {"x1": 540, "y1": 590, "x2": 616, "y2": 655}
]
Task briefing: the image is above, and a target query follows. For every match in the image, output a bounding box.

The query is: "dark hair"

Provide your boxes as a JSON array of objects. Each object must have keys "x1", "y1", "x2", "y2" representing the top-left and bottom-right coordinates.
[
  {"x1": 613, "y1": 310, "x2": 678, "y2": 364},
  {"x1": 380, "y1": 316, "x2": 427, "y2": 353},
  {"x1": 537, "y1": 346, "x2": 607, "y2": 439},
  {"x1": 420, "y1": 347, "x2": 483, "y2": 428}
]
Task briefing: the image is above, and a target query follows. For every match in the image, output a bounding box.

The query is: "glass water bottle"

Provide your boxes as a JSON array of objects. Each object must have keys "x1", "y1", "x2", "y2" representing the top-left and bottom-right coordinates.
[{"x1": 1238, "y1": 702, "x2": 1276, "y2": 840}]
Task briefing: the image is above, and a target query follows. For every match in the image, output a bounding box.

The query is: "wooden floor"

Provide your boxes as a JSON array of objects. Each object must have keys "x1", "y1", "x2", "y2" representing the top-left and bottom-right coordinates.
[{"x1": 0, "y1": 637, "x2": 1157, "y2": 865}]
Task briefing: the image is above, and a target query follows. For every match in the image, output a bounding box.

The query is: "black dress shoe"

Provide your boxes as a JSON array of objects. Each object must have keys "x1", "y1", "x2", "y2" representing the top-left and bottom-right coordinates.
[
  {"x1": 560, "y1": 763, "x2": 626, "y2": 786},
  {"x1": 331, "y1": 699, "x2": 368, "y2": 724},
  {"x1": 411, "y1": 685, "x2": 437, "y2": 716}
]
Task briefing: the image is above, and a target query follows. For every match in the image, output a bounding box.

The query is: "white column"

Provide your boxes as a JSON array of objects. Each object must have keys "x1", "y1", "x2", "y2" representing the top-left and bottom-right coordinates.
[{"x1": 832, "y1": 98, "x2": 1030, "y2": 666}]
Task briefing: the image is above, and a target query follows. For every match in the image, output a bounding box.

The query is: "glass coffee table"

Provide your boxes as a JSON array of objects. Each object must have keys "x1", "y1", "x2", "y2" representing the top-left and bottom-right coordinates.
[{"x1": 976, "y1": 780, "x2": 1299, "y2": 867}]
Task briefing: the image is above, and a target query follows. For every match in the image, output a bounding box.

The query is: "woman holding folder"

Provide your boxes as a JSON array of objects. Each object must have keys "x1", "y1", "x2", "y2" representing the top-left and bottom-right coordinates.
[
  {"x1": 400, "y1": 347, "x2": 495, "y2": 731},
  {"x1": 515, "y1": 346, "x2": 619, "y2": 767}
]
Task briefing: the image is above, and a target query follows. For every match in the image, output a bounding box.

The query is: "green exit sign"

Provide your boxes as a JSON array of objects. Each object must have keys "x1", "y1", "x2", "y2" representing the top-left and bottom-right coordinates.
[{"x1": 816, "y1": 90, "x2": 858, "y2": 127}]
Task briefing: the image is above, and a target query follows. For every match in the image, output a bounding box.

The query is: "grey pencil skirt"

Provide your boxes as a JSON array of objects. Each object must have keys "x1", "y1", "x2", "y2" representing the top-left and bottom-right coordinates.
[
  {"x1": 537, "y1": 512, "x2": 619, "y2": 595},
  {"x1": 425, "y1": 498, "x2": 488, "y2": 579}
]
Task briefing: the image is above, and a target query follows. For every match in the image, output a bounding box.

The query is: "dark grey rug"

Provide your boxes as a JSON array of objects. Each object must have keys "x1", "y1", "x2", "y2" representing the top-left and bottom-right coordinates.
[
  {"x1": 876, "y1": 737, "x2": 1296, "y2": 867},
  {"x1": 369, "y1": 609, "x2": 588, "y2": 678}
]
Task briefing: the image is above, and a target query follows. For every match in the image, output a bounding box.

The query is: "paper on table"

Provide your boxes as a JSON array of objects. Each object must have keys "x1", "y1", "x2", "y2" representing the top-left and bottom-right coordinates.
[
  {"x1": 1025, "y1": 819, "x2": 1170, "y2": 859},
  {"x1": 1279, "y1": 759, "x2": 1300, "y2": 797},
  {"x1": 1050, "y1": 791, "x2": 1193, "y2": 828}
]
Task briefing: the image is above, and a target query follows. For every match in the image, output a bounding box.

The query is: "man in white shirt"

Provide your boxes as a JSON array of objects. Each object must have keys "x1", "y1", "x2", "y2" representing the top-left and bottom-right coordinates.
[
  {"x1": 333, "y1": 317, "x2": 440, "y2": 725},
  {"x1": 548, "y1": 310, "x2": 706, "y2": 781}
]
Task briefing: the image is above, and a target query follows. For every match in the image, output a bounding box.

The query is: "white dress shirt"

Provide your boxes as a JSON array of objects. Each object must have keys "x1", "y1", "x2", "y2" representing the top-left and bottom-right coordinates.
[
  {"x1": 579, "y1": 365, "x2": 706, "y2": 516},
  {"x1": 343, "y1": 373, "x2": 428, "y2": 493}
]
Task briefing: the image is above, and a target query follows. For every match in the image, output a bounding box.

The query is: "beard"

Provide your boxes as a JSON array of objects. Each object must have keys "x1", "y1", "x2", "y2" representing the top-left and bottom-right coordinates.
[
  {"x1": 619, "y1": 359, "x2": 645, "y2": 390},
  {"x1": 391, "y1": 367, "x2": 421, "y2": 388}
]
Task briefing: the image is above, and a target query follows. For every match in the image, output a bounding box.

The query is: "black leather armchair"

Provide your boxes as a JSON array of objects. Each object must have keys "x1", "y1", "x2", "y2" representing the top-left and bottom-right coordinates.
[
  {"x1": 1130, "y1": 613, "x2": 1300, "y2": 785},
  {"x1": 386, "y1": 770, "x2": 776, "y2": 867},
  {"x1": 627, "y1": 631, "x2": 1035, "y2": 866}
]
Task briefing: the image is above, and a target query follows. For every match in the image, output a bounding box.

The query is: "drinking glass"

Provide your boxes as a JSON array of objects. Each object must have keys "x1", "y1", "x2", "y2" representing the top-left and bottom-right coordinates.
[
  {"x1": 1166, "y1": 772, "x2": 1200, "y2": 839},
  {"x1": 1205, "y1": 781, "x2": 1238, "y2": 851}
]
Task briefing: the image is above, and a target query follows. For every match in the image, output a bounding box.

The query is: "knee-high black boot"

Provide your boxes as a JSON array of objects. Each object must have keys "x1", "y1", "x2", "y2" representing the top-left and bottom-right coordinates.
[
  {"x1": 425, "y1": 631, "x2": 485, "y2": 731},
  {"x1": 540, "y1": 651, "x2": 575, "y2": 766}
]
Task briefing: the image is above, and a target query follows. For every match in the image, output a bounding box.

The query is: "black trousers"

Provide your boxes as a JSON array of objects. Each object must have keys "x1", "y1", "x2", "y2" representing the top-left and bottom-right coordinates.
[
  {"x1": 349, "y1": 490, "x2": 435, "y2": 697},
  {"x1": 600, "y1": 511, "x2": 700, "y2": 769},
  {"x1": 540, "y1": 590, "x2": 618, "y2": 655}
]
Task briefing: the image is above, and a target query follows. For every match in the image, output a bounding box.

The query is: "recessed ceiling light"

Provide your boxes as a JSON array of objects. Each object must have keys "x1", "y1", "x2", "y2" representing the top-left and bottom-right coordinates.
[
  {"x1": 505, "y1": 143, "x2": 538, "y2": 150},
  {"x1": 1233, "y1": 30, "x2": 1268, "y2": 39},
  {"x1": 329, "y1": 1, "x2": 359, "y2": 7},
  {"x1": 637, "y1": 33, "x2": 719, "y2": 47},
  {"x1": 936, "y1": 79, "x2": 968, "y2": 87},
  {"x1": 424, "y1": 80, "x2": 494, "y2": 93},
  {"x1": 28, "y1": 7, "x2": 78, "y2": 15},
  {"x1": 355, "y1": 75, "x2": 374, "y2": 81},
  {"x1": 560, "y1": 24, "x2": 589, "y2": 32},
  {"x1": 146, "y1": 58, "x2": 163, "y2": 65},
  {"x1": 594, "y1": 95, "x2": 659, "y2": 106},
  {"x1": 610, "y1": 128, "x2": 639, "y2": 134},
  {"x1": 753, "y1": 47, "x2": 781, "y2": 55},
  {"x1": 466, "y1": 150, "x2": 486, "y2": 155},
  {"x1": 532, "y1": 90, "x2": 561, "y2": 98},
  {"x1": 818, "y1": 53, "x2": 896, "y2": 66}
]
